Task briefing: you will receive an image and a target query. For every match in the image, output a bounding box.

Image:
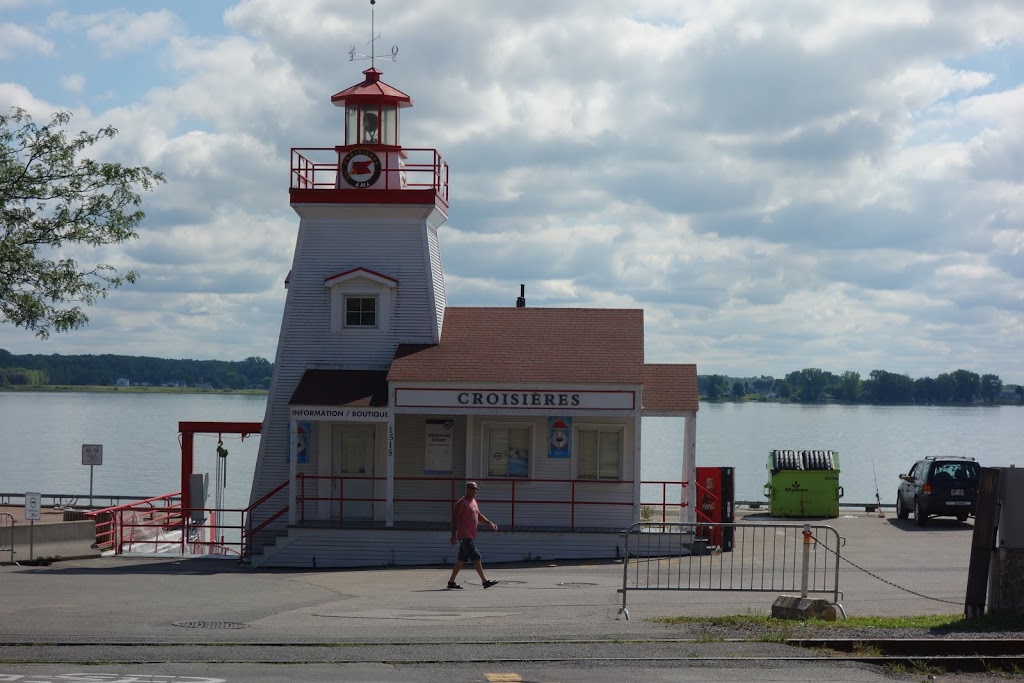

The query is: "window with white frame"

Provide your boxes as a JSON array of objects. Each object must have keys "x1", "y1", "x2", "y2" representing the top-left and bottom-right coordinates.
[
  {"x1": 485, "y1": 425, "x2": 531, "y2": 478},
  {"x1": 577, "y1": 428, "x2": 622, "y2": 479},
  {"x1": 345, "y1": 296, "x2": 377, "y2": 327},
  {"x1": 324, "y1": 268, "x2": 396, "y2": 333}
]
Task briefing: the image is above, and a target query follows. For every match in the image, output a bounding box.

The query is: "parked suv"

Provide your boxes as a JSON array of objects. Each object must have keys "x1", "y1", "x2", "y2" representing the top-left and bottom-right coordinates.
[{"x1": 896, "y1": 456, "x2": 980, "y2": 526}]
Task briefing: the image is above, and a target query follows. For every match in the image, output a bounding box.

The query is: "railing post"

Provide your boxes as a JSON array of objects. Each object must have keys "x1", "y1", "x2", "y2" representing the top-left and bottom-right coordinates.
[
  {"x1": 662, "y1": 482, "x2": 668, "y2": 523},
  {"x1": 570, "y1": 480, "x2": 575, "y2": 529},
  {"x1": 801, "y1": 523, "x2": 812, "y2": 598}
]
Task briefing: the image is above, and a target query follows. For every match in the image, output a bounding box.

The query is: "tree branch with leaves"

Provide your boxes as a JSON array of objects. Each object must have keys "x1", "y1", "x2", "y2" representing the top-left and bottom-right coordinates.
[{"x1": 1, "y1": 107, "x2": 164, "y2": 338}]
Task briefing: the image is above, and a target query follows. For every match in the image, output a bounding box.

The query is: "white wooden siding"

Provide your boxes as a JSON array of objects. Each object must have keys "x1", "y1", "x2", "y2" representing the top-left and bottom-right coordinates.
[
  {"x1": 250, "y1": 208, "x2": 446, "y2": 544},
  {"x1": 426, "y1": 225, "x2": 445, "y2": 338}
]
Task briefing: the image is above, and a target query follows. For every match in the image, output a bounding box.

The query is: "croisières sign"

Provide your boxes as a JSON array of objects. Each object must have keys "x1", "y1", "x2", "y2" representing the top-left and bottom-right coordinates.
[{"x1": 394, "y1": 388, "x2": 635, "y2": 411}]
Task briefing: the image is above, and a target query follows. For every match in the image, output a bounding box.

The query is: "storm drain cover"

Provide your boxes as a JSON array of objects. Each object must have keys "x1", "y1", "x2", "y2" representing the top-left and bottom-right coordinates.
[
  {"x1": 557, "y1": 582, "x2": 598, "y2": 588},
  {"x1": 173, "y1": 620, "x2": 249, "y2": 629}
]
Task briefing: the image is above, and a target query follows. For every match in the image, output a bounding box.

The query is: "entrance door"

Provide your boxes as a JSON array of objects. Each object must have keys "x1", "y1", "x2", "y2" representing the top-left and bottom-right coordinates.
[{"x1": 331, "y1": 425, "x2": 376, "y2": 520}]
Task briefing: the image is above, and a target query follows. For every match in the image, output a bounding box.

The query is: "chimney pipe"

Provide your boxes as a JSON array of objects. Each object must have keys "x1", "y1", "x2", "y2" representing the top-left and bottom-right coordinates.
[{"x1": 516, "y1": 284, "x2": 526, "y2": 308}]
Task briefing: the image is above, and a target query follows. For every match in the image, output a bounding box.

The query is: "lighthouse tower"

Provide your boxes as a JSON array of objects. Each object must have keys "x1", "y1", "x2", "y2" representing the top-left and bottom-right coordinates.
[{"x1": 248, "y1": 63, "x2": 449, "y2": 542}]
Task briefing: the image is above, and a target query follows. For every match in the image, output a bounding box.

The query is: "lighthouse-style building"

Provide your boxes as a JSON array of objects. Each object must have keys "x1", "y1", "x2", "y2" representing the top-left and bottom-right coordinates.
[{"x1": 247, "y1": 65, "x2": 699, "y2": 568}]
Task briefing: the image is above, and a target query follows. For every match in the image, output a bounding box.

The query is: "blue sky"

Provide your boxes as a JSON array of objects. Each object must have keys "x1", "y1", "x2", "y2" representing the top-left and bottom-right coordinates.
[{"x1": 1, "y1": 0, "x2": 1023, "y2": 382}]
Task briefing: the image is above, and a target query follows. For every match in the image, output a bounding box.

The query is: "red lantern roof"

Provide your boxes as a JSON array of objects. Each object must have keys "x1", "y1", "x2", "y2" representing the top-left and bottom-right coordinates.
[{"x1": 330, "y1": 67, "x2": 413, "y2": 108}]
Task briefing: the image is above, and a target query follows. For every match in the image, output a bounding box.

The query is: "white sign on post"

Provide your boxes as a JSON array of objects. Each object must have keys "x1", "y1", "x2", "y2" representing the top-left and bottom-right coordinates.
[
  {"x1": 82, "y1": 444, "x2": 103, "y2": 466},
  {"x1": 25, "y1": 492, "x2": 42, "y2": 521}
]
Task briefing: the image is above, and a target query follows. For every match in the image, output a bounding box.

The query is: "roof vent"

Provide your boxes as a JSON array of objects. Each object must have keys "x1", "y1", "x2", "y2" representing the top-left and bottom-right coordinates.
[{"x1": 516, "y1": 284, "x2": 526, "y2": 308}]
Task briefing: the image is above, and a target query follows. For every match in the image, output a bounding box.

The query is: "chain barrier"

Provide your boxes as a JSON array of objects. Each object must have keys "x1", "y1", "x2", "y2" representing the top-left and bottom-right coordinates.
[{"x1": 811, "y1": 534, "x2": 962, "y2": 606}]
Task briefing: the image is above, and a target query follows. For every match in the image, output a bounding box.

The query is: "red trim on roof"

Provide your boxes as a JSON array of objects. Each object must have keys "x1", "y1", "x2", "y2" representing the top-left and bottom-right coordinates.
[
  {"x1": 289, "y1": 187, "x2": 448, "y2": 210},
  {"x1": 330, "y1": 67, "x2": 413, "y2": 107},
  {"x1": 323, "y1": 267, "x2": 398, "y2": 284}
]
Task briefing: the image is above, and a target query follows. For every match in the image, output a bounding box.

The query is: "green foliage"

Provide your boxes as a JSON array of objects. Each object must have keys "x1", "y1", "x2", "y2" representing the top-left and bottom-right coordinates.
[
  {"x1": 698, "y1": 368, "x2": 1013, "y2": 405},
  {"x1": 784, "y1": 368, "x2": 836, "y2": 402},
  {"x1": 1, "y1": 108, "x2": 164, "y2": 338},
  {"x1": 0, "y1": 366, "x2": 48, "y2": 386},
  {"x1": 0, "y1": 350, "x2": 273, "y2": 390}
]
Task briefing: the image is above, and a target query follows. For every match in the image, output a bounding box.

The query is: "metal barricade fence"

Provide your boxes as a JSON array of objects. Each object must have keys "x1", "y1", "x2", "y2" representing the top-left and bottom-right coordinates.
[
  {"x1": 1, "y1": 512, "x2": 14, "y2": 564},
  {"x1": 619, "y1": 521, "x2": 844, "y2": 620}
]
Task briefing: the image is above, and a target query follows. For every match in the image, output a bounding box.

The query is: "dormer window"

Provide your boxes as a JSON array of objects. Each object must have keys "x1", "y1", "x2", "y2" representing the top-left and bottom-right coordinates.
[
  {"x1": 345, "y1": 296, "x2": 377, "y2": 328},
  {"x1": 325, "y1": 268, "x2": 397, "y2": 333}
]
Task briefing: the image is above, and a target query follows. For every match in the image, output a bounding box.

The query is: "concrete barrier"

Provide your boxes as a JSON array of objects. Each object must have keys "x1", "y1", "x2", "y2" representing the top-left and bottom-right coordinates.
[{"x1": 5, "y1": 519, "x2": 101, "y2": 563}]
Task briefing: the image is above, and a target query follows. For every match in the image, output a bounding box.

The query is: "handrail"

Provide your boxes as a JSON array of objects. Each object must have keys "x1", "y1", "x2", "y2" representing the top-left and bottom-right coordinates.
[
  {"x1": 290, "y1": 475, "x2": 685, "y2": 531},
  {"x1": 0, "y1": 492, "x2": 176, "y2": 507},
  {"x1": 86, "y1": 492, "x2": 181, "y2": 553},
  {"x1": 1, "y1": 512, "x2": 14, "y2": 564},
  {"x1": 289, "y1": 147, "x2": 449, "y2": 205},
  {"x1": 241, "y1": 478, "x2": 291, "y2": 558}
]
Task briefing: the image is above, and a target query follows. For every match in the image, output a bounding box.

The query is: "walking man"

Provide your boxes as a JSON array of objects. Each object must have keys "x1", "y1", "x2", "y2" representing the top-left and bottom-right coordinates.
[{"x1": 448, "y1": 481, "x2": 499, "y2": 589}]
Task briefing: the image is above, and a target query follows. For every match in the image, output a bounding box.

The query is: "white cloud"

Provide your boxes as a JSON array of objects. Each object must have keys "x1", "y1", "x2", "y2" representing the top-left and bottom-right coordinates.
[
  {"x1": 0, "y1": 0, "x2": 1021, "y2": 382},
  {"x1": 60, "y1": 73, "x2": 85, "y2": 93},
  {"x1": 47, "y1": 9, "x2": 184, "y2": 56},
  {"x1": 0, "y1": 21, "x2": 54, "y2": 58}
]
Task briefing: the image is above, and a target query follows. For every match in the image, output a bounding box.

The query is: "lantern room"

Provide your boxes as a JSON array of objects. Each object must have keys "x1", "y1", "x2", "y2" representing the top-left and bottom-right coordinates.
[{"x1": 331, "y1": 67, "x2": 412, "y2": 148}]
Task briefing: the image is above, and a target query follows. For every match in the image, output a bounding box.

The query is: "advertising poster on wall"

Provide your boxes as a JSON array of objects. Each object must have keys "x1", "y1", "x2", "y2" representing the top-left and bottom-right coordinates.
[
  {"x1": 507, "y1": 449, "x2": 529, "y2": 477},
  {"x1": 286, "y1": 422, "x2": 311, "y2": 463},
  {"x1": 548, "y1": 416, "x2": 572, "y2": 458},
  {"x1": 425, "y1": 419, "x2": 454, "y2": 474}
]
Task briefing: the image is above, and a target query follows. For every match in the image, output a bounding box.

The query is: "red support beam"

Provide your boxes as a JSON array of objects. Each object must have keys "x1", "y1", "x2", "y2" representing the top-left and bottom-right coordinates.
[{"x1": 179, "y1": 421, "x2": 262, "y2": 511}]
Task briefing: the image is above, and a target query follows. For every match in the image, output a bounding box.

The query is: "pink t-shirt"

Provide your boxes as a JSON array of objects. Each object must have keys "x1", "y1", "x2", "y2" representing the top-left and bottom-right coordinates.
[{"x1": 454, "y1": 496, "x2": 480, "y2": 540}]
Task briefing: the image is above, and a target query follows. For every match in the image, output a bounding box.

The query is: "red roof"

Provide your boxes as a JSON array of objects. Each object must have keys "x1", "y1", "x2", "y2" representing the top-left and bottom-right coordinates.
[
  {"x1": 389, "y1": 307, "x2": 644, "y2": 384},
  {"x1": 330, "y1": 68, "x2": 412, "y2": 107},
  {"x1": 643, "y1": 363, "x2": 699, "y2": 412}
]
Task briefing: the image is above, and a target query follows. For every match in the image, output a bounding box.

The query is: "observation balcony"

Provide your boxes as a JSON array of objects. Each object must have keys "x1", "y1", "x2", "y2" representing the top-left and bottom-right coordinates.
[{"x1": 289, "y1": 147, "x2": 449, "y2": 210}]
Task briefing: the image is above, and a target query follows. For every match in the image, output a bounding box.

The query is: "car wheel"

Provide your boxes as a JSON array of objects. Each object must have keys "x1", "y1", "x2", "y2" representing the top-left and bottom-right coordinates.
[
  {"x1": 914, "y1": 499, "x2": 927, "y2": 526},
  {"x1": 896, "y1": 494, "x2": 909, "y2": 520},
  {"x1": 956, "y1": 513, "x2": 968, "y2": 522}
]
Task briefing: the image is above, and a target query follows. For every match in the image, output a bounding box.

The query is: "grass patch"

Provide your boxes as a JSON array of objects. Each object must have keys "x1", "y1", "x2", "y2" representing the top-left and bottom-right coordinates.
[{"x1": 655, "y1": 613, "x2": 1024, "y2": 633}]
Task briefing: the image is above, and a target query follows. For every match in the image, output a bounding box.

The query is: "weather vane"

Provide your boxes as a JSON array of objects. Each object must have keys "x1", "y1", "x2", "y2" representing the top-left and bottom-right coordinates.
[{"x1": 349, "y1": 0, "x2": 398, "y2": 67}]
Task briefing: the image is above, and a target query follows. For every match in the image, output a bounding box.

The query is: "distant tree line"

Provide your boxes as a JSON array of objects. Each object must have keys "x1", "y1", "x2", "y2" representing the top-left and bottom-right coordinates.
[
  {"x1": 0, "y1": 349, "x2": 273, "y2": 390},
  {"x1": 699, "y1": 369, "x2": 1022, "y2": 405}
]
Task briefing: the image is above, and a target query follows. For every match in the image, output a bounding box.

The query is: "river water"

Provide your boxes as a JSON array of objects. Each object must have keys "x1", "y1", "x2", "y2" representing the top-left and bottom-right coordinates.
[{"x1": 1, "y1": 392, "x2": 1020, "y2": 509}]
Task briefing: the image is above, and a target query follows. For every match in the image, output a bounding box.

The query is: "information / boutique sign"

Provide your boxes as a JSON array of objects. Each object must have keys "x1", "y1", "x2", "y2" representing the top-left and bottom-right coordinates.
[
  {"x1": 394, "y1": 388, "x2": 636, "y2": 411},
  {"x1": 290, "y1": 406, "x2": 390, "y2": 421}
]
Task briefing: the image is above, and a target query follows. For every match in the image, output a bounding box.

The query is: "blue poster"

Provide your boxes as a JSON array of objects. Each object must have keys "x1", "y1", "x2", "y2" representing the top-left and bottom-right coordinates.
[
  {"x1": 286, "y1": 422, "x2": 311, "y2": 463},
  {"x1": 548, "y1": 417, "x2": 571, "y2": 458},
  {"x1": 507, "y1": 449, "x2": 529, "y2": 477}
]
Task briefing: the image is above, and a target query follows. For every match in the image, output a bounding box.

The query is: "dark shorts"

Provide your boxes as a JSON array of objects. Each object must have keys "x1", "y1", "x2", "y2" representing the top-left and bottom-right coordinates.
[{"x1": 457, "y1": 538, "x2": 481, "y2": 563}]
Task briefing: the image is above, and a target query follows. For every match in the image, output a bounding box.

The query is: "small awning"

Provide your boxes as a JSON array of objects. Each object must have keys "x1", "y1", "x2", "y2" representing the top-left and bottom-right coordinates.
[{"x1": 289, "y1": 369, "x2": 389, "y2": 407}]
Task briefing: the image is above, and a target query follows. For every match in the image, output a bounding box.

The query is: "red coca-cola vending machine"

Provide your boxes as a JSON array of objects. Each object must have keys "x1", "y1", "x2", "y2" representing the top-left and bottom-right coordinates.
[{"x1": 696, "y1": 466, "x2": 735, "y2": 551}]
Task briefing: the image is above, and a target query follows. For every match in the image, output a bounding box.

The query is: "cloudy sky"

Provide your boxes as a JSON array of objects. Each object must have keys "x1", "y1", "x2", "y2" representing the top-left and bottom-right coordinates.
[{"x1": 2, "y1": 0, "x2": 1022, "y2": 382}]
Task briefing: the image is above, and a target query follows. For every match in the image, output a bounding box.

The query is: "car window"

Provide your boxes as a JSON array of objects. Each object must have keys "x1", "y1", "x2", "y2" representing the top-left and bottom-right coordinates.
[{"x1": 949, "y1": 462, "x2": 979, "y2": 484}]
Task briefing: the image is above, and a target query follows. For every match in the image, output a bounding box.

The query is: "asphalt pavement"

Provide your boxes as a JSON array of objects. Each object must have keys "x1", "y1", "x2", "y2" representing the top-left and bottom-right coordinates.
[{"x1": 0, "y1": 511, "x2": 988, "y2": 682}]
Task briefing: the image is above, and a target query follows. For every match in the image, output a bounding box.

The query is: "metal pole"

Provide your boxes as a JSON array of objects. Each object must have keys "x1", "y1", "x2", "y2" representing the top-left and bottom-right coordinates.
[
  {"x1": 89, "y1": 465, "x2": 94, "y2": 508},
  {"x1": 29, "y1": 519, "x2": 35, "y2": 561},
  {"x1": 801, "y1": 523, "x2": 811, "y2": 598}
]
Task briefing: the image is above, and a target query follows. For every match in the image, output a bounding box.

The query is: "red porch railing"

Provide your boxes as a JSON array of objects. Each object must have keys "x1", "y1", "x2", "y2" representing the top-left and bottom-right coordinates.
[
  {"x1": 92, "y1": 477, "x2": 692, "y2": 559},
  {"x1": 87, "y1": 494, "x2": 250, "y2": 557},
  {"x1": 87, "y1": 493, "x2": 183, "y2": 553},
  {"x1": 289, "y1": 147, "x2": 449, "y2": 207}
]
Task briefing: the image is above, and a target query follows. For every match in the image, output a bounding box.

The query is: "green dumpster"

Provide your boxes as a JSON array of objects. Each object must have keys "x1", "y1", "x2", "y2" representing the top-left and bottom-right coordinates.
[{"x1": 763, "y1": 449, "x2": 843, "y2": 518}]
